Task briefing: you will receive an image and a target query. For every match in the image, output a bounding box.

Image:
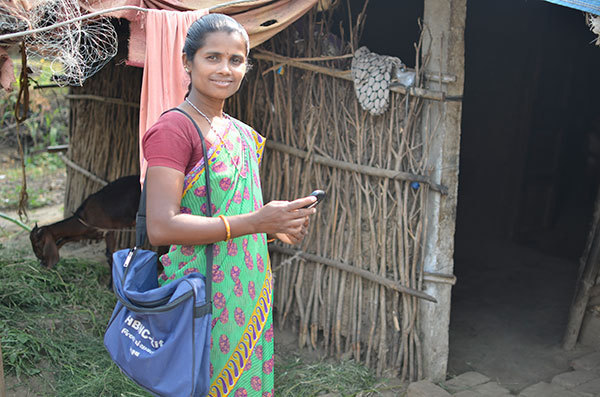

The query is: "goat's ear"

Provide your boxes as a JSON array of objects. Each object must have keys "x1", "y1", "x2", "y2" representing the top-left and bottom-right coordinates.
[{"x1": 33, "y1": 224, "x2": 44, "y2": 237}]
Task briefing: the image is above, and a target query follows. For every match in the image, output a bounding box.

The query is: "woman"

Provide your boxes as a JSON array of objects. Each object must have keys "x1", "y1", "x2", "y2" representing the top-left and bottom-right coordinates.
[{"x1": 142, "y1": 13, "x2": 316, "y2": 396}]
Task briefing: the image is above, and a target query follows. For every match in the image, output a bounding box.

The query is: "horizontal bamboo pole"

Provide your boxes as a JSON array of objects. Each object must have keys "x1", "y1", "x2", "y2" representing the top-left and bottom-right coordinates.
[
  {"x1": 257, "y1": 52, "x2": 456, "y2": 83},
  {"x1": 269, "y1": 245, "x2": 437, "y2": 303},
  {"x1": 266, "y1": 140, "x2": 448, "y2": 194},
  {"x1": 47, "y1": 145, "x2": 69, "y2": 153},
  {"x1": 57, "y1": 153, "x2": 108, "y2": 186},
  {"x1": 252, "y1": 51, "x2": 461, "y2": 102},
  {"x1": 65, "y1": 94, "x2": 140, "y2": 108},
  {"x1": 422, "y1": 272, "x2": 456, "y2": 285}
]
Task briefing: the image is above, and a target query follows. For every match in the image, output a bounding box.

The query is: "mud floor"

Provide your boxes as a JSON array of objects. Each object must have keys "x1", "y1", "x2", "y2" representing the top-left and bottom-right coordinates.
[{"x1": 449, "y1": 237, "x2": 595, "y2": 392}]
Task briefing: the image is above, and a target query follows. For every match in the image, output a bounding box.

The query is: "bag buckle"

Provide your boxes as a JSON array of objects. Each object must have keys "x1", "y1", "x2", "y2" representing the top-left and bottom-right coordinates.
[{"x1": 124, "y1": 247, "x2": 137, "y2": 268}]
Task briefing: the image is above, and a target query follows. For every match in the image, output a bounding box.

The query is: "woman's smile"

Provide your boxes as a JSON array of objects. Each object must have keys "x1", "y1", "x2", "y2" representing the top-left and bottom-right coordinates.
[{"x1": 210, "y1": 78, "x2": 233, "y2": 87}]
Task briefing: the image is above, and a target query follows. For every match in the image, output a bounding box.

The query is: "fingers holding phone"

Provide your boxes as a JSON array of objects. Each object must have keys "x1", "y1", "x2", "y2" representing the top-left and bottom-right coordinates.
[
  {"x1": 275, "y1": 190, "x2": 325, "y2": 245},
  {"x1": 289, "y1": 190, "x2": 326, "y2": 211},
  {"x1": 303, "y1": 190, "x2": 326, "y2": 209}
]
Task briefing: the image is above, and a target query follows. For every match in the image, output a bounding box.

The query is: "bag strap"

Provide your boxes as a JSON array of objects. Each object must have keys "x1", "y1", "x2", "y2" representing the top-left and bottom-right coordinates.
[{"x1": 136, "y1": 107, "x2": 214, "y2": 309}]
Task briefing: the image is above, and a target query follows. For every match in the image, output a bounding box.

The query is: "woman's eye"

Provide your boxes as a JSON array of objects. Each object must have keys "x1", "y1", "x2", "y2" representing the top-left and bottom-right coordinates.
[
  {"x1": 207, "y1": 55, "x2": 218, "y2": 61},
  {"x1": 231, "y1": 57, "x2": 243, "y2": 65}
]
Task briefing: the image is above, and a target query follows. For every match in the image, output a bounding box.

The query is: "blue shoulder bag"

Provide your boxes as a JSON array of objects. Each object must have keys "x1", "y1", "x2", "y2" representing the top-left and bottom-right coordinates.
[{"x1": 104, "y1": 108, "x2": 213, "y2": 397}]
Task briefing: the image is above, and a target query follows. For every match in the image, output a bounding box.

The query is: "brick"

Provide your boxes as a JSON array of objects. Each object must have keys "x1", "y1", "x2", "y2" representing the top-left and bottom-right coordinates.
[
  {"x1": 519, "y1": 382, "x2": 582, "y2": 397},
  {"x1": 445, "y1": 372, "x2": 491, "y2": 393},
  {"x1": 406, "y1": 380, "x2": 451, "y2": 397},
  {"x1": 572, "y1": 353, "x2": 600, "y2": 374},
  {"x1": 552, "y1": 370, "x2": 598, "y2": 389},
  {"x1": 572, "y1": 377, "x2": 600, "y2": 397}
]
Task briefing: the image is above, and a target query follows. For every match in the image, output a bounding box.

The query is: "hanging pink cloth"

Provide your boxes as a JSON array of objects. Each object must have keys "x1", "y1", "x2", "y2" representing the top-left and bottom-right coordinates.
[{"x1": 139, "y1": 8, "x2": 208, "y2": 184}]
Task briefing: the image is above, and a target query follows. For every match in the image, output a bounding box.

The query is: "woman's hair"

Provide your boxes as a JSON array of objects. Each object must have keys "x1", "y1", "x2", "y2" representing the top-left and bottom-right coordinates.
[{"x1": 183, "y1": 13, "x2": 250, "y2": 61}]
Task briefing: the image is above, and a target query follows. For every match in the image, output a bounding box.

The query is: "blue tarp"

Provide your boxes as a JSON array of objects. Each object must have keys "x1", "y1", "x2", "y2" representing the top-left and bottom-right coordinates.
[{"x1": 544, "y1": 0, "x2": 600, "y2": 15}]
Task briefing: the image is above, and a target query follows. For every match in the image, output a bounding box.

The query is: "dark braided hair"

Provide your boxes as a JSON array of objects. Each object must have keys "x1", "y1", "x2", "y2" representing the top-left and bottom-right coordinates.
[{"x1": 183, "y1": 13, "x2": 250, "y2": 98}]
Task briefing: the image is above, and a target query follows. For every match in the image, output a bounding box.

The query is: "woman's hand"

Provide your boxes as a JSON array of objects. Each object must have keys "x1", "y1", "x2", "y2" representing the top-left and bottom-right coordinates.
[
  {"x1": 254, "y1": 196, "x2": 316, "y2": 237},
  {"x1": 273, "y1": 216, "x2": 311, "y2": 245}
]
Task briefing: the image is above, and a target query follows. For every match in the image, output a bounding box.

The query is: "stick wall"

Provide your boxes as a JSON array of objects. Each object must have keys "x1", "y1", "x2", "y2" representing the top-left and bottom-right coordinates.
[{"x1": 228, "y1": 17, "x2": 444, "y2": 379}]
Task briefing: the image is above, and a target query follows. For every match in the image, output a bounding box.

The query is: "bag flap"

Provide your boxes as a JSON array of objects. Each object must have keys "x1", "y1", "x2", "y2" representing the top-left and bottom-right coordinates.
[{"x1": 112, "y1": 248, "x2": 207, "y2": 309}]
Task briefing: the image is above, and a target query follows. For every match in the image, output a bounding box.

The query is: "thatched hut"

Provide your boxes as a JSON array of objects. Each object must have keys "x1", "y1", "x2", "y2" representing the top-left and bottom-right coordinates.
[
  {"x1": 66, "y1": 0, "x2": 465, "y2": 381},
  {"x1": 3, "y1": 0, "x2": 600, "y2": 386}
]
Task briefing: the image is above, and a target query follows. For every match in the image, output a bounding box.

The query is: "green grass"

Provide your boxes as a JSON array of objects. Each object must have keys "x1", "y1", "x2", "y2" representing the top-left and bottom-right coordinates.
[
  {"x1": 0, "y1": 152, "x2": 65, "y2": 210},
  {"x1": 0, "y1": 245, "x2": 151, "y2": 396},
  {"x1": 274, "y1": 356, "x2": 380, "y2": 396},
  {"x1": 0, "y1": 244, "x2": 386, "y2": 396}
]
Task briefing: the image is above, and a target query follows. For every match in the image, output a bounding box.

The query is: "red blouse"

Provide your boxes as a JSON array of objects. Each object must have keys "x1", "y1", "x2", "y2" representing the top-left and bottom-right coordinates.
[{"x1": 142, "y1": 111, "x2": 209, "y2": 176}]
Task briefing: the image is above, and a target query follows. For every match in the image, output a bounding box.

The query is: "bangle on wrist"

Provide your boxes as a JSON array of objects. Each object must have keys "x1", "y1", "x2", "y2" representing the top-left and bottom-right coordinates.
[
  {"x1": 267, "y1": 237, "x2": 276, "y2": 243},
  {"x1": 218, "y1": 215, "x2": 231, "y2": 241}
]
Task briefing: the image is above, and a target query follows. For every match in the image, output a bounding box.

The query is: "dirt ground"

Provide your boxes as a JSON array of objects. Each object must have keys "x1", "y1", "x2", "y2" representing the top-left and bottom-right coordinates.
[{"x1": 450, "y1": 237, "x2": 597, "y2": 392}]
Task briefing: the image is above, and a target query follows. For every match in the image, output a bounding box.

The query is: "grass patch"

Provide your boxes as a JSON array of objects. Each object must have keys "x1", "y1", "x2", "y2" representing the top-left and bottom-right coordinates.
[
  {"x1": 275, "y1": 356, "x2": 380, "y2": 396},
  {"x1": 0, "y1": 152, "x2": 65, "y2": 210},
  {"x1": 0, "y1": 245, "x2": 385, "y2": 396},
  {"x1": 0, "y1": 233, "x2": 393, "y2": 396},
  {"x1": 0, "y1": 245, "x2": 150, "y2": 396}
]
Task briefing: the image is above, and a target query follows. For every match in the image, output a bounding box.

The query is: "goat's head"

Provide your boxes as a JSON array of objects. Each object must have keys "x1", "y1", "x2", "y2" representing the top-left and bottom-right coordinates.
[{"x1": 30, "y1": 224, "x2": 60, "y2": 268}]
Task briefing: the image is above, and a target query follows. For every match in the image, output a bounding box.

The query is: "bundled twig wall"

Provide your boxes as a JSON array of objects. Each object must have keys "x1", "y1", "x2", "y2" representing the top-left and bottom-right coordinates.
[
  {"x1": 228, "y1": 8, "x2": 444, "y2": 380},
  {"x1": 66, "y1": 58, "x2": 142, "y2": 249}
]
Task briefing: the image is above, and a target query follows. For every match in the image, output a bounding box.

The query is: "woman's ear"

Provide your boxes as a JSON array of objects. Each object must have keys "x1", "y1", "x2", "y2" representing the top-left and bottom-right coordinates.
[{"x1": 182, "y1": 53, "x2": 190, "y2": 73}]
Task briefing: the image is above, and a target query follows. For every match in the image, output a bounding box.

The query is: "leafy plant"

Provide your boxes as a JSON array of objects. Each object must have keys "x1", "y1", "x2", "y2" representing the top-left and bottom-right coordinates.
[
  {"x1": 0, "y1": 152, "x2": 65, "y2": 210},
  {"x1": 1, "y1": 56, "x2": 69, "y2": 152}
]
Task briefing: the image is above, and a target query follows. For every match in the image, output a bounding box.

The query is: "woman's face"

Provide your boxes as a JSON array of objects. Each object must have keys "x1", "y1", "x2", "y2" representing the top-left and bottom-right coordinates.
[{"x1": 184, "y1": 31, "x2": 248, "y2": 102}]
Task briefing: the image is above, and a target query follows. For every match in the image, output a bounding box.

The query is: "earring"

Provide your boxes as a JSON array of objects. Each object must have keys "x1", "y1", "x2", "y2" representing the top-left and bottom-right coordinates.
[{"x1": 185, "y1": 67, "x2": 190, "y2": 73}]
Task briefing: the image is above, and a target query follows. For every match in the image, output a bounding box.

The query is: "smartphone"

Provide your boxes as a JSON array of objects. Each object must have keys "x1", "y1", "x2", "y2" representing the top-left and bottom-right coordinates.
[{"x1": 303, "y1": 190, "x2": 326, "y2": 209}]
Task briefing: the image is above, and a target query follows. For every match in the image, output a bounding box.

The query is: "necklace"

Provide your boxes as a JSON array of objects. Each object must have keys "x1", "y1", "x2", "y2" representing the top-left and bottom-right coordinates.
[
  {"x1": 184, "y1": 98, "x2": 232, "y2": 144},
  {"x1": 185, "y1": 97, "x2": 221, "y2": 128}
]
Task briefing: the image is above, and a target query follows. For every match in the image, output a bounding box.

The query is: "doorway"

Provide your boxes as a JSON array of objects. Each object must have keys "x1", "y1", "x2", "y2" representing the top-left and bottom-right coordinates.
[{"x1": 451, "y1": 0, "x2": 600, "y2": 391}]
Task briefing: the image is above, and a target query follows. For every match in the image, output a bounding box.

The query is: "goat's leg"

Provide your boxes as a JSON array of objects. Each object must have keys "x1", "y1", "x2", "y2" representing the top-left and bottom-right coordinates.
[{"x1": 104, "y1": 232, "x2": 116, "y2": 289}]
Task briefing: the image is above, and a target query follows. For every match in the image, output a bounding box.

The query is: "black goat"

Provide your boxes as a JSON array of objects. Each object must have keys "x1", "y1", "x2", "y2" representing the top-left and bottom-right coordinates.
[{"x1": 30, "y1": 175, "x2": 141, "y2": 279}]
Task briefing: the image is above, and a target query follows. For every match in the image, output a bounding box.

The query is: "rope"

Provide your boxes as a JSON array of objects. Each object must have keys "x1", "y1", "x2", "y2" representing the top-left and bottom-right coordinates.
[
  {"x1": 14, "y1": 42, "x2": 29, "y2": 123},
  {"x1": 75, "y1": 216, "x2": 135, "y2": 233},
  {"x1": 15, "y1": 41, "x2": 29, "y2": 220},
  {"x1": 271, "y1": 249, "x2": 304, "y2": 272}
]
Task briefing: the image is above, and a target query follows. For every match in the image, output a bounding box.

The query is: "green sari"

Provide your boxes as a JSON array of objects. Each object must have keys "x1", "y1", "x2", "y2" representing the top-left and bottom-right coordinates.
[{"x1": 158, "y1": 116, "x2": 274, "y2": 397}]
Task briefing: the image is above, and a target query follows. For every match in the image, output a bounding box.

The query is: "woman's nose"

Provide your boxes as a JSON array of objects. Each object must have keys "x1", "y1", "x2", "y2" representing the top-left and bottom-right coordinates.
[{"x1": 216, "y1": 60, "x2": 231, "y2": 74}]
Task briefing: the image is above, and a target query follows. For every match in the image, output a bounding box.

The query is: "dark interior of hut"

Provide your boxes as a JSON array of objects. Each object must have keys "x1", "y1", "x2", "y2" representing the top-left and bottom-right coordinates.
[{"x1": 453, "y1": 0, "x2": 600, "y2": 389}]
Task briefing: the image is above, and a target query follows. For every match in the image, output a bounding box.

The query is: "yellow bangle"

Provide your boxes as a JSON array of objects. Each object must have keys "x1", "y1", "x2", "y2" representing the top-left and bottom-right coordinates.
[
  {"x1": 267, "y1": 238, "x2": 276, "y2": 243},
  {"x1": 218, "y1": 215, "x2": 231, "y2": 241}
]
